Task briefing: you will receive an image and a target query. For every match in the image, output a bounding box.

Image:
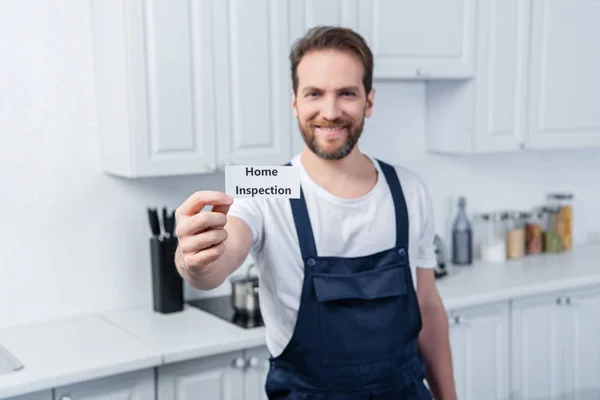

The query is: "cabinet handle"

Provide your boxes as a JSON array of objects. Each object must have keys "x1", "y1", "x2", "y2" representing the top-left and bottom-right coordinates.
[
  {"x1": 449, "y1": 315, "x2": 466, "y2": 325},
  {"x1": 556, "y1": 297, "x2": 563, "y2": 305},
  {"x1": 248, "y1": 356, "x2": 259, "y2": 368},
  {"x1": 566, "y1": 296, "x2": 572, "y2": 305},
  {"x1": 232, "y1": 357, "x2": 246, "y2": 368},
  {"x1": 60, "y1": 396, "x2": 73, "y2": 400}
]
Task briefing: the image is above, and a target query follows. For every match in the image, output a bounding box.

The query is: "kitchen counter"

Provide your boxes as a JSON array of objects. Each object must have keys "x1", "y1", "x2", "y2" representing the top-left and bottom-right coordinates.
[
  {"x1": 436, "y1": 243, "x2": 600, "y2": 310},
  {"x1": 0, "y1": 315, "x2": 162, "y2": 398},
  {"x1": 1, "y1": 243, "x2": 600, "y2": 398}
]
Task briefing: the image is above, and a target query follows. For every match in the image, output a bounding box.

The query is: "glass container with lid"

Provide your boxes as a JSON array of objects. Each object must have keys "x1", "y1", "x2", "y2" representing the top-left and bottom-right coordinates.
[
  {"x1": 480, "y1": 212, "x2": 507, "y2": 262},
  {"x1": 506, "y1": 211, "x2": 526, "y2": 259},
  {"x1": 525, "y1": 208, "x2": 545, "y2": 255},
  {"x1": 544, "y1": 206, "x2": 562, "y2": 253},
  {"x1": 547, "y1": 193, "x2": 573, "y2": 250}
]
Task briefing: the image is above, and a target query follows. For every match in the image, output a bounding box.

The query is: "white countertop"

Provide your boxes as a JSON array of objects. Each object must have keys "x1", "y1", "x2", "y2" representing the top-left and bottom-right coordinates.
[
  {"x1": 436, "y1": 243, "x2": 600, "y2": 310},
  {"x1": 2, "y1": 243, "x2": 600, "y2": 398},
  {"x1": 0, "y1": 315, "x2": 162, "y2": 398}
]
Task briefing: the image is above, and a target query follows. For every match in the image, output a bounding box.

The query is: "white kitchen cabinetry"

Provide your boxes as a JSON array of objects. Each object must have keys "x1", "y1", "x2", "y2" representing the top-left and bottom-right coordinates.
[
  {"x1": 357, "y1": 0, "x2": 476, "y2": 79},
  {"x1": 448, "y1": 302, "x2": 510, "y2": 400},
  {"x1": 525, "y1": 0, "x2": 600, "y2": 150},
  {"x1": 90, "y1": 0, "x2": 218, "y2": 178},
  {"x1": 426, "y1": 0, "x2": 530, "y2": 153},
  {"x1": 157, "y1": 347, "x2": 271, "y2": 400},
  {"x1": 511, "y1": 286, "x2": 600, "y2": 399},
  {"x1": 426, "y1": 0, "x2": 600, "y2": 154},
  {"x1": 211, "y1": 0, "x2": 294, "y2": 168},
  {"x1": 6, "y1": 391, "x2": 52, "y2": 400},
  {"x1": 53, "y1": 369, "x2": 155, "y2": 400}
]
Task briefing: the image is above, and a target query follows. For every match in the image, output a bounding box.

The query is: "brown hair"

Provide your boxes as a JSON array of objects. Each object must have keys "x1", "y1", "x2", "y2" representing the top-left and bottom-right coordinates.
[{"x1": 289, "y1": 26, "x2": 374, "y2": 96}]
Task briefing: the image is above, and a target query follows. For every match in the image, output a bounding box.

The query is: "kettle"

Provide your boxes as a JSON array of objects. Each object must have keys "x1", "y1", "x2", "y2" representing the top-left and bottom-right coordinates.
[{"x1": 230, "y1": 264, "x2": 260, "y2": 314}]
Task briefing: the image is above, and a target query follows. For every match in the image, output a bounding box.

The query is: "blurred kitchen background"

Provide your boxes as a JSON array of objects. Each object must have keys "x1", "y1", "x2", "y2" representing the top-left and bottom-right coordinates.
[{"x1": 1, "y1": 0, "x2": 599, "y2": 330}]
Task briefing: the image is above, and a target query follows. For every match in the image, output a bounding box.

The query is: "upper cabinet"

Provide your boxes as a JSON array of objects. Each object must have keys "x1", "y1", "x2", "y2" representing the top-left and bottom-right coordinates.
[
  {"x1": 426, "y1": 0, "x2": 600, "y2": 154},
  {"x1": 90, "y1": 0, "x2": 218, "y2": 177},
  {"x1": 525, "y1": 0, "x2": 600, "y2": 150},
  {"x1": 357, "y1": 0, "x2": 476, "y2": 79}
]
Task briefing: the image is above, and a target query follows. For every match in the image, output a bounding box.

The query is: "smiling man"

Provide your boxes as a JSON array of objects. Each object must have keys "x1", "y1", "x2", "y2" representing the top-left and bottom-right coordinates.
[{"x1": 174, "y1": 26, "x2": 456, "y2": 399}]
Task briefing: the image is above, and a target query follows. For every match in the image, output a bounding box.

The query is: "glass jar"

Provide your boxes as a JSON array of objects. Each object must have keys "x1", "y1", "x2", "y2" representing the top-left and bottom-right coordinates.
[
  {"x1": 506, "y1": 211, "x2": 525, "y2": 259},
  {"x1": 547, "y1": 193, "x2": 573, "y2": 250},
  {"x1": 525, "y1": 208, "x2": 544, "y2": 255},
  {"x1": 480, "y1": 212, "x2": 507, "y2": 262},
  {"x1": 544, "y1": 205, "x2": 563, "y2": 253}
]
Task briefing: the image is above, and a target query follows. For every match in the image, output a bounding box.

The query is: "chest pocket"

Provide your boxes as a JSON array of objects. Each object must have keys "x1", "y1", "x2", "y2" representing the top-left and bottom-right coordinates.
[{"x1": 312, "y1": 263, "x2": 416, "y2": 366}]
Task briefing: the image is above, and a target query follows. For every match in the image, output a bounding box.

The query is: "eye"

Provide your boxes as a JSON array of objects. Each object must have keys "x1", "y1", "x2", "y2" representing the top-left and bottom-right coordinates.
[
  {"x1": 341, "y1": 91, "x2": 356, "y2": 97},
  {"x1": 307, "y1": 91, "x2": 319, "y2": 98}
]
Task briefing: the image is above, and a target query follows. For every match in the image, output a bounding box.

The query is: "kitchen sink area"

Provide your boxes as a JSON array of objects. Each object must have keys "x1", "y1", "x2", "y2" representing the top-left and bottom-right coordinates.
[{"x1": 0, "y1": 342, "x2": 23, "y2": 375}]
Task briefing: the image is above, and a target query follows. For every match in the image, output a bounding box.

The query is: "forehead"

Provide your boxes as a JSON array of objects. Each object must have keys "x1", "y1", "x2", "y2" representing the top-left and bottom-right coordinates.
[{"x1": 296, "y1": 49, "x2": 364, "y2": 90}]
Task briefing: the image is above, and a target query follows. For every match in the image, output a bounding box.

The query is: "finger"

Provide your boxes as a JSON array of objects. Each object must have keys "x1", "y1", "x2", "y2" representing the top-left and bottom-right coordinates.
[
  {"x1": 186, "y1": 242, "x2": 226, "y2": 270},
  {"x1": 180, "y1": 229, "x2": 228, "y2": 254},
  {"x1": 211, "y1": 201, "x2": 232, "y2": 215},
  {"x1": 176, "y1": 191, "x2": 233, "y2": 217},
  {"x1": 177, "y1": 212, "x2": 227, "y2": 237}
]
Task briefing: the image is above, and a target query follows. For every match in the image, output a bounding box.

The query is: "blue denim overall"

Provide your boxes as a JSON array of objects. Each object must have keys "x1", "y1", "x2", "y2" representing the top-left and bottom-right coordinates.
[{"x1": 265, "y1": 160, "x2": 431, "y2": 399}]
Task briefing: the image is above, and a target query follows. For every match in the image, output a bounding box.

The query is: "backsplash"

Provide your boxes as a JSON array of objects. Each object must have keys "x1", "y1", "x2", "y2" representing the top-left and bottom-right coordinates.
[{"x1": 1, "y1": 0, "x2": 599, "y2": 331}]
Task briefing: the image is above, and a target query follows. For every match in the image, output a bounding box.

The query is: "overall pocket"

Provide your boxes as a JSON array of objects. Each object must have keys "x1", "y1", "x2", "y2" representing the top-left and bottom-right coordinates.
[{"x1": 312, "y1": 264, "x2": 409, "y2": 366}]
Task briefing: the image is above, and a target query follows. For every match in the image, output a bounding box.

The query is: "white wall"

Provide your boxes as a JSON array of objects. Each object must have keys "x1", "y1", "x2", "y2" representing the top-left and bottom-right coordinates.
[{"x1": 1, "y1": 0, "x2": 599, "y2": 331}]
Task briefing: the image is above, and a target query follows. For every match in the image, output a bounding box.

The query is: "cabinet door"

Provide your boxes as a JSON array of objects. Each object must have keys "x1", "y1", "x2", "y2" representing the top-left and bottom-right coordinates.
[
  {"x1": 243, "y1": 346, "x2": 272, "y2": 400},
  {"x1": 212, "y1": 0, "x2": 293, "y2": 167},
  {"x1": 472, "y1": 0, "x2": 530, "y2": 152},
  {"x1": 425, "y1": 0, "x2": 530, "y2": 154},
  {"x1": 448, "y1": 302, "x2": 510, "y2": 400},
  {"x1": 90, "y1": 0, "x2": 218, "y2": 178},
  {"x1": 54, "y1": 368, "x2": 155, "y2": 400},
  {"x1": 526, "y1": 0, "x2": 600, "y2": 149},
  {"x1": 157, "y1": 351, "x2": 245, "y2": 400},
  {"x1": 511, "y1": 293, "x2": 565, "y2": 399},
  {"x1": 5, "y1": 391, "x2": 52, "y2": 400},
  {"x1": 357, "y1": 0, "x2": 475, "y2": 79},
  {"x1": 562, "y1": 286, "x2": 600, "y2": 398}
]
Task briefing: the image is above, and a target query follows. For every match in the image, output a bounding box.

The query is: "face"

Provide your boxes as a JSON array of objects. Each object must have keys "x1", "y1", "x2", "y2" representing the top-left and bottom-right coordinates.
[{"x1": 292, "y1": 49, "x2": 375, "y2": 160}]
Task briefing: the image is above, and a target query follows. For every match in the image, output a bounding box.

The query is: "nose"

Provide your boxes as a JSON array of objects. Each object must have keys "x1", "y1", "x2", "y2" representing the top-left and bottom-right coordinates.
[{"x1": 320, "y1": 95, "x2": 342, "y2": 121}]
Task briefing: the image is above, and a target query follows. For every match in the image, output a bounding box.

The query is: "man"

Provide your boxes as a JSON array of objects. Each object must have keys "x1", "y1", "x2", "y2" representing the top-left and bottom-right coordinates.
[{"x1": 174, "y1": 26, "x2": 456, "y2": 399}]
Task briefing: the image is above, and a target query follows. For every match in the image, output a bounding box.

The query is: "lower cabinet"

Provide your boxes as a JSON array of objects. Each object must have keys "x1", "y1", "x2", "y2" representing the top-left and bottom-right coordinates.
[
  {"x1": 7, "y1": 391, "x2": 53, "y2": 400},
  {"x1": 511, "y1": 285, "x2": 600, "y2": 400},
  {"x1": 157, "y1": 346, "x2": 271, "y2": 400},
  {"x1": 448, "y1": 301, "x2": 510, "y2": 400},
  {"x1": 53, "y1": 369, "x2": 154, "y2": 400}
]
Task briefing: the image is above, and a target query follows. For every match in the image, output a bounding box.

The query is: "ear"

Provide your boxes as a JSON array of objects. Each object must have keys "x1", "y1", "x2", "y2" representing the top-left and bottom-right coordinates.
[
  {"x1": 364, "y1": 88, "x2": 375, "y2": 118},
  {"x1": 291, "y1": 89, "x2": 298, "y2": 119}
]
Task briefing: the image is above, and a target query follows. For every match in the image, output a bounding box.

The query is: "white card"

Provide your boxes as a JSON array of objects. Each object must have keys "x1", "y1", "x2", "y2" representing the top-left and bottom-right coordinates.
[{"x1": 225, "y1": 165, "x2": 301, "y2": 199}]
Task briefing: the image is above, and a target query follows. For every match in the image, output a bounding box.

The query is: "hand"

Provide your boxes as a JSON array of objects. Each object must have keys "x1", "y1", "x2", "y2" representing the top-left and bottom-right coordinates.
[{"x1": 175, "y1": 191, "x2": 234, "y2": 276}]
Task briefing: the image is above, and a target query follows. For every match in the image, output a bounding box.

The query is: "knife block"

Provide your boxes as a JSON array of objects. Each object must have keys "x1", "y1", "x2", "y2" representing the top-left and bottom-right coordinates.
[{"x1": 150, "y1": 236, "x2": 183, "y2": 313}]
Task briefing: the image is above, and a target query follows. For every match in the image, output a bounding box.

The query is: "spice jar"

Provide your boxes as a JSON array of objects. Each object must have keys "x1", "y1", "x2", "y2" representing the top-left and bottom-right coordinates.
[
  {"x1": 547, "y1": 193, "x2": 573, "y2": 250},
  {"x1": 480, "y1": 212, "x2": 507, "y2": 262},
  {"x1": 525, "y1": 208, "x2": 544, "y2": 255},
  {"x1": 544, "y1": 206, "x2": 563, "y2": 253},
  {"x1": 506, "y1": 212, "x2": 525, "y2": 259}
]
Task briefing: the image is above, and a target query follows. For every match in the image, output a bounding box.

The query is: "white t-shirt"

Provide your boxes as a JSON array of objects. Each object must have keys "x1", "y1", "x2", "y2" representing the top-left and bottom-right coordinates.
[{"x1": 227, "y1": 153, "x2": 437, "y2": 357}]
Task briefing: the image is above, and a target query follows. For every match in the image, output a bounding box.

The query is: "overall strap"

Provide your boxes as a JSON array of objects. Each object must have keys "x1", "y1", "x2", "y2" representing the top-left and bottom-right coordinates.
[
  {"x1": 376, "y1": 159, "x2": 410, "y2": 248},
  {"x1": 285, "y1": 162, "x2": 318, "y2": 260}
]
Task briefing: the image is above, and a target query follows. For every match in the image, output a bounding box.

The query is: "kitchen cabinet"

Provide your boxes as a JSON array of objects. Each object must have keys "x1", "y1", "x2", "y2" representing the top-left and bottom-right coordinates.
[
  {"x1": 426, "y1": 0, "x2": 600, "y2": 154},
  {"x1": 90, "y1": 0, "x2": 218, "y2": 178},
  {"x1": 6, "y1": 391, "x2": 52, "y2": 400},
  {"x1": 53, "y1": 368, "x2": 155, "y2": 400},
  {"x1": 356, "y1": 0, "x2": 476, "y2": 79},
  {"x1": 447, "y1": 302, "x2": 510, "y2": 400},
  {"x1": 426, "y1": 0, "x2": 530, "y2": 153},
  {"x1": 525, "y1": 0, "x2": 600, "y2": 150},
  {"x1": 157, "y1": 346, "x2": 271, "y2": 400},
  {"x1": 511, "y1": 286, "x2": 600, "y2": 399},
  {"x1": 90, "y1": 0, "x2": 294, "y2": 178}
]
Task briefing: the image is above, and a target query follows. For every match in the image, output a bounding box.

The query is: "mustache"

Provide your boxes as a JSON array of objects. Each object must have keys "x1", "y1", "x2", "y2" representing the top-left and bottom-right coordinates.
[{"x1": 309, "y1": 118, "x2": 352, "y2": 128}]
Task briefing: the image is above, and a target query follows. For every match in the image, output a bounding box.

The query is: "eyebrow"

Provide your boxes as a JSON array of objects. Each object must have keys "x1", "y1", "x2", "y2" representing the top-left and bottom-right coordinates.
[{"x1": 302, "y1": 86, "x2": 360, "y2": 94}]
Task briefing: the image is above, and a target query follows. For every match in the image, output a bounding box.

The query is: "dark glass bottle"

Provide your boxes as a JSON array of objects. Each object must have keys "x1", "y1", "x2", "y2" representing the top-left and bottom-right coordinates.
[{"x1": 452, "y1": 196, "x2": 473, "y2": 265}]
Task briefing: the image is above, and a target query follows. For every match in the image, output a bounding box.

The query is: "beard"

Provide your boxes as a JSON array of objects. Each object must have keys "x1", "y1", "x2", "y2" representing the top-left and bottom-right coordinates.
[{"x1": 298, "y1": 115, "x2": 364, "y2": 160}]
